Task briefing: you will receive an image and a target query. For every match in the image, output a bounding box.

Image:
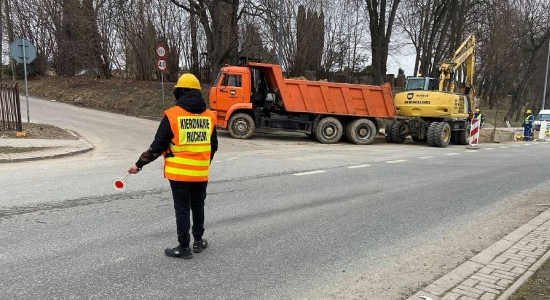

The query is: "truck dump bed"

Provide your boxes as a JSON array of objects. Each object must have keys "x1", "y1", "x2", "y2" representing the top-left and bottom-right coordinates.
[{"x1": 280, "y1": 79, "x2": 395, "y2": 118}]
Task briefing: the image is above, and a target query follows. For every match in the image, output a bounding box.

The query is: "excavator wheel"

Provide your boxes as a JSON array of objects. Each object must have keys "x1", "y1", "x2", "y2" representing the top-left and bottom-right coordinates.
[
  {"x1": 346, "y1": 119, "x2": 377, "y2": 145},
  {"x1": 426, "y1": 122, "x2": 438, "y2": 146},
  {"x1": 228, "y1": 113, "x2": 255, "y2": 139},
  {"x1": 433, "y1": 122, "x2": 451, "y2": 147},
  {"x1": 385, "y1": 123, "x2": 394, "y2": 143},
  {"x1": 388, "y1": 120, "x2": 407, "y2": 144},
  {"x1": 315, "y1": 117, "x2": 343, "y2": 144},
  {"x1": 456, "y1": 125, "x2": 470, "y2": 145}
]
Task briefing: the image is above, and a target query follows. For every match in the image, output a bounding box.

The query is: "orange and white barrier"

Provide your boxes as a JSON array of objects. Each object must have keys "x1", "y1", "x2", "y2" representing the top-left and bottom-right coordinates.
[{"x1": 468, "y1": 119, "x2": 480, "y2": 148}]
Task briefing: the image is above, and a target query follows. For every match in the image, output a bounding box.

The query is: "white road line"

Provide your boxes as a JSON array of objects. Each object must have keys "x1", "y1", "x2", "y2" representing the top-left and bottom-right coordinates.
[
  {"x1": 348, "y1": 164, "x2": 372, "y2": 169},
  {"x1": 418, "y1": 156, "x2": 435, "y2": 159},
  {"x1": 522, "y1": 143, "x2": 533, "y2": 146},
  {"x1": 483, "y1": 148, "x2": 495, "y2": 150},
  {"x1": 226, "y1": 157, "x2": 239, "y2": 161},
  {"x1": 292, "y1": 170, "x2": 327, "y2": 176},
  {"x1": 386, "y1": 160, "x2": 407, "y2": 164},
  {"x1": 465, "y1": 150, "x2": 479, "y2": 153},
  {"x1": 499, "y1": 146, "x2": 510, "y2": 149},
  {"x1": 446, "y1": 153, "x2": 459, "y2": 156},
  {"x1": 511, "y1": 144, "x2": 521, "y2": 147}
]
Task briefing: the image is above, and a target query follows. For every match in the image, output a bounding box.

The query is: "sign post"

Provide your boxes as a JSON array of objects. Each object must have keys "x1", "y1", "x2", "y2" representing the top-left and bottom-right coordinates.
[
  {"x1": 156, "y1": 45, "x2": 167, "y2": 107},
  {"x1": 9, "y1": 39, "x2": 36, "y2": 123}
]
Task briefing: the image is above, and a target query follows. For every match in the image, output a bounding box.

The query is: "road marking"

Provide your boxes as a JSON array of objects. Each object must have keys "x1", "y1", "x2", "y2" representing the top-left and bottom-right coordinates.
[
  {"x1": 445, "y1": 153, "x2": 459, "y2": 156},
  {"x1": 499, "y1": 146, "x2": 510, "y2": 149},
  {"x1": 465, "y1": 150, "x2": 478, "y2": 153},
  {"x1": 483, "y1": 148, "x2": 495, "y2": 150},
  {"x1": 418, "y1": 156, "x2": 434, "y2": 159},
  {"x1": 522, "y1": 143, "x2": 533, "y2": 146},
  {"x1": 386, "y1": 160, "x2": 407, "y2": 164},
  {"x1": 292, "y1": 170, "x2": 327, "y2": 176},
  {"x1": 226, "y1": 157, "x2": 239, "y2": 161},
  {"x1": 348, "y1": 164, "x2": 372, "y2": 169}
]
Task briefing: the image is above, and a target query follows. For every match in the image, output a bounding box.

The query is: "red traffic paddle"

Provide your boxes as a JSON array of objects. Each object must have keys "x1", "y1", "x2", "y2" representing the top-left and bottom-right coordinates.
[{"x1": 113, "y1": 173, "x2": 132, "y2": 190}]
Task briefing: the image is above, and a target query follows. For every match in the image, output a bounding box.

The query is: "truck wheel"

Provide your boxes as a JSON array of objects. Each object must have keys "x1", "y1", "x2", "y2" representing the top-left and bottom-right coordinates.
[
  {"x1": 228, "y1": 113, "x2": 255, "y2": 139},
  {"x1": 426, "y1": 122, "x2": 438, "y2": 146},
  {"x1": 389, "y1": 120, "x2": 407, "y2": 143},
  {"x1": 433, "y1": 122, "x2": 451, "y2": 147},
  {"x1": 347, "y1": 119, "x2": 377, "y2": 145},
  {"x1": 315, "y1": 117, "x2": 343, "y2": 144}
]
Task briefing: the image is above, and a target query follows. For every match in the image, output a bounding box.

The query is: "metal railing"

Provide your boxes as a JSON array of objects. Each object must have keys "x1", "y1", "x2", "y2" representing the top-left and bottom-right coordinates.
[{"x1": 0, "y1": 82, "x2": 23, "y2": 132}]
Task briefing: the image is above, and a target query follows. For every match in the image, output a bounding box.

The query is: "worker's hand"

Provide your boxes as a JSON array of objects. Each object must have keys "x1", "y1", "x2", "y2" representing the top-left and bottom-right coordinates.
[{"x1": 128, "y1": 164, "x2": 141, "y2": 174}]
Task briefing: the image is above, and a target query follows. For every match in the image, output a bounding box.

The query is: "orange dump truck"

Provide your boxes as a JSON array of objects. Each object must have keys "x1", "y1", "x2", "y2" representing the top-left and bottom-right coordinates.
[{"x1": 209, "y1": 62, "x2": 395, "y2": 144}]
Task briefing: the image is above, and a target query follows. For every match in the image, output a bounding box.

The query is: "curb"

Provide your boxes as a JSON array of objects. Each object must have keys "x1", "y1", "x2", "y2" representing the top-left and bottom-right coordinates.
[
  {"x1": 0, "y1": 127, "x2": 95, "y2": 163},
  {"x1": 408, "y1": 208, "x2": 550, "y2": 300}
]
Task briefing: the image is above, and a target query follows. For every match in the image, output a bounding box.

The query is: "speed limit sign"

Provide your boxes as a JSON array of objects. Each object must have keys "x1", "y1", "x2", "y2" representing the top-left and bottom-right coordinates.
[
  {"x1": 156, "y1": 45, "x2": 166, "y2": 58},
  {"x1": 157, "y1": 59, "x2": 167, "y2": 72}
]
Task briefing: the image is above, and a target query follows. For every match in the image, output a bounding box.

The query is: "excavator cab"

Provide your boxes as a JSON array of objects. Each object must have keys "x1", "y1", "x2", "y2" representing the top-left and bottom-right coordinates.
[{"x1": 404, "y1": 77, "x2": 438, "y2": 91}]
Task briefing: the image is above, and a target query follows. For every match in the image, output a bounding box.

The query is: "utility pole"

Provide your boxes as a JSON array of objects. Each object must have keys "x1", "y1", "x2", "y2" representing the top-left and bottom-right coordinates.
[
  {"x1": 543, "y1": 36, "x2": 550, "y2": 110},
  {"x1": 277, "y1": 0, "x2": 283, "y2": 68}
]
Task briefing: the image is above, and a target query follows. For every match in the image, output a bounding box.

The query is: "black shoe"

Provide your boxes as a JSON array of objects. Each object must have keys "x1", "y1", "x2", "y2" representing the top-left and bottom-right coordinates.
[
  {"x1": 165, "y1": 246, "x2": 192, "y2": 259},
  {"x1": 193, "y1": 239, "x2": 208, "y2": 253}
]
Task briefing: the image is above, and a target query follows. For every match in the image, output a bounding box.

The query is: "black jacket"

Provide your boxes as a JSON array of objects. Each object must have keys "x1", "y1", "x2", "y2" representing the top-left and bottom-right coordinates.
[{"x1": 136, "y1": 90, "x2": 218, "y2": 168}]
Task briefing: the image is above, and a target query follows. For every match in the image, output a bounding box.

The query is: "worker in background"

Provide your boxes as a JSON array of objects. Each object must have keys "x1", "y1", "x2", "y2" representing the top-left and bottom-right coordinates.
[
  {"x1": 473, "y1": 107, "x2": 485, "y2": 129},
  {"x1": 128, "y1": 73, "x2": 218, "y2": 259},
  {"x1": 522, "y1": 109, "x2": 534, "y2": 141}
]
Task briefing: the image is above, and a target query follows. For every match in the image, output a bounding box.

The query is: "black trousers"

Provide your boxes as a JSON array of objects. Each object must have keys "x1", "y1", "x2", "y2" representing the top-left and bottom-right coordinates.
[{"x1": 169, "y1": 180, "x2": 208, "y2": 248}]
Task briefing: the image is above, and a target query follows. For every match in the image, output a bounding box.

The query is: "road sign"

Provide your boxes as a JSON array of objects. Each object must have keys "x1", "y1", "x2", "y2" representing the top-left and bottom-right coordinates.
[
  {"x1": 156, "y1": 45, "x2": 167, "y2": 58},
  {"x1": 157, "y1": 59, "x2": 167, "y2": 72},
  {"x1": 9, "y1": 39, "x2": 36, "y2": 64}
]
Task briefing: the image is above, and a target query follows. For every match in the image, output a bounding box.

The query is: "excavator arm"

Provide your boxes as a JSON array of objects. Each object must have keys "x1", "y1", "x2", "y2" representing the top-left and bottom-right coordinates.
[{"x1": 437, "y1": 34, "x2": 475, "y2": 94}]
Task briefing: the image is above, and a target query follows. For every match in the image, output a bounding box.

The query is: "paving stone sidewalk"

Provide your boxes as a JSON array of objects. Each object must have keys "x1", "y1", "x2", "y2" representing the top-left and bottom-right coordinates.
[
  {"x1": 0, "y1": 138, "x2": 94, "y2": 163},
  {"x1": 408, "y1": 209, "x2": 550, "y2": 300}
]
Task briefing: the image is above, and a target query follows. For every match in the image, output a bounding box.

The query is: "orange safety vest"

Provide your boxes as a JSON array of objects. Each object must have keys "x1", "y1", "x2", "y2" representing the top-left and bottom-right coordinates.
[{"x1": 163, "y1": 106, "x2": 216, "y2": 182}]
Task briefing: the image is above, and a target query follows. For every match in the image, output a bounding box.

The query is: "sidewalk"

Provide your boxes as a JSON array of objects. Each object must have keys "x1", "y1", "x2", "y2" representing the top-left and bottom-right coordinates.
[
  {"x1": 0, "y1": 137, "x2": 94, "y2": 163},
  {"x1": 408, "y1": 208, "x2": 550, "y2": 300}
]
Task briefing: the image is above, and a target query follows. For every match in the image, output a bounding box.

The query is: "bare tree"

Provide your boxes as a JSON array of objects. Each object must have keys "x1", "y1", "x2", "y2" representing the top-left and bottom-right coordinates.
[
  {"x1": 169, "y1": 0, "x2": 243, "y2": 82},
  {"x1": 364, "y1": 0, "x2": 401, "y2": 84}
]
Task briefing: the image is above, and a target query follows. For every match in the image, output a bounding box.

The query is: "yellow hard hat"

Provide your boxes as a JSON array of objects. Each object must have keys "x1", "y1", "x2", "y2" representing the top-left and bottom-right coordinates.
[
  {"x1": 526, "y1": 109, "x2": 532, "y2": 114},
  {"x1": 475, "y1": 108, "x2": 480, "y2": 112},
  {"x1": 174, "y1": 73, "x2": 201, "y2": 90}
]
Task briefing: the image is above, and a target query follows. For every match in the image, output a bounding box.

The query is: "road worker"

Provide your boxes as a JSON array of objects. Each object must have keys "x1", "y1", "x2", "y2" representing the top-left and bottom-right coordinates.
[
  {"x1": 128, "y1": 73, "x2": 218, "y2": 259},
  {"x1": 473, "y1": 107, "x2": 485, "y2": 129},
  {"x1": 522, "y1": 109, "x2": 534, "y2": 141}
]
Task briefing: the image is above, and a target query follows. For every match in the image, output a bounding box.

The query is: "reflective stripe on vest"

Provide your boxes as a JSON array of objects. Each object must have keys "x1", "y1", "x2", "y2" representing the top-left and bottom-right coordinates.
[{"x1": 164, "y1": 106, "x2": 215, "y2": 182}]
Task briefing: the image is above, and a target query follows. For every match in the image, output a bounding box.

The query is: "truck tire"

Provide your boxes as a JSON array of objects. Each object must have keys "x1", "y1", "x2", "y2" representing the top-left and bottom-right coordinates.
[
  {"x1": 315, "y1": 117, "x2": 343, "y2": 144},
  {"x1": 433, "y1": 122, "x2": 451, "y2": 147},
  {"x1": 389, "y1": 120, "x2": 407, "y2": 144},
  {"x1": 228, "y1": 113, "x2": 255, "y2": 139},
  {"x1": 346, "y1": 119, "x2": 377, "y2": 145}
]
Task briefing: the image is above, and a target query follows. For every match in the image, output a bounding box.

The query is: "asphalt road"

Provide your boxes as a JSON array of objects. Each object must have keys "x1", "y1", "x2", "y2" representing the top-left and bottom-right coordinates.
[{"x1": 1, "y1": 97, "x2": 550, "y2": 299}]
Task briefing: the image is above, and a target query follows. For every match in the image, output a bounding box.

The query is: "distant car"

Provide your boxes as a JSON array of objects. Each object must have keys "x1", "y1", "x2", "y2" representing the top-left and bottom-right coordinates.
[{"x1": 533, "y1": 109, "x2": 550, "y2": 131}]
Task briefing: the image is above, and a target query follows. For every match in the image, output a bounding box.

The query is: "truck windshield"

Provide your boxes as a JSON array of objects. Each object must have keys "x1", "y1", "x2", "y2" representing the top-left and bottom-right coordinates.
[
  {"x1": 212, "y1": 72, "x2": 222, "y2": 87},
  {"x1": 536, "y1": 114, "x2": 550, "y2": 121},
  {"x1": 406, "y1": 79, "x2": 427, "y2": 91}
]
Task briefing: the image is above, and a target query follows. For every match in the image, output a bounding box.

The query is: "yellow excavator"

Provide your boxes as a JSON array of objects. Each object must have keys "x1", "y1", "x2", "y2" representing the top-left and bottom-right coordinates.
[{"x1": 386, "y1": 34, "x2": 476, "y2": 147}]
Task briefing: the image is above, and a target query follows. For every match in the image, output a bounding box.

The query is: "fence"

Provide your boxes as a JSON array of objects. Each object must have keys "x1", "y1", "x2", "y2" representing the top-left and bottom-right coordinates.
[{"x1": 0, "y1": 83, "x2": 23, "y2": 132}]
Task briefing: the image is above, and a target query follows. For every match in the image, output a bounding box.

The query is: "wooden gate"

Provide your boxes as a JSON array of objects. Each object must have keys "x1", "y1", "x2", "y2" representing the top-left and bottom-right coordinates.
[{"x1": 0, "y1": 83, "x2": 22, "y2": 132}]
